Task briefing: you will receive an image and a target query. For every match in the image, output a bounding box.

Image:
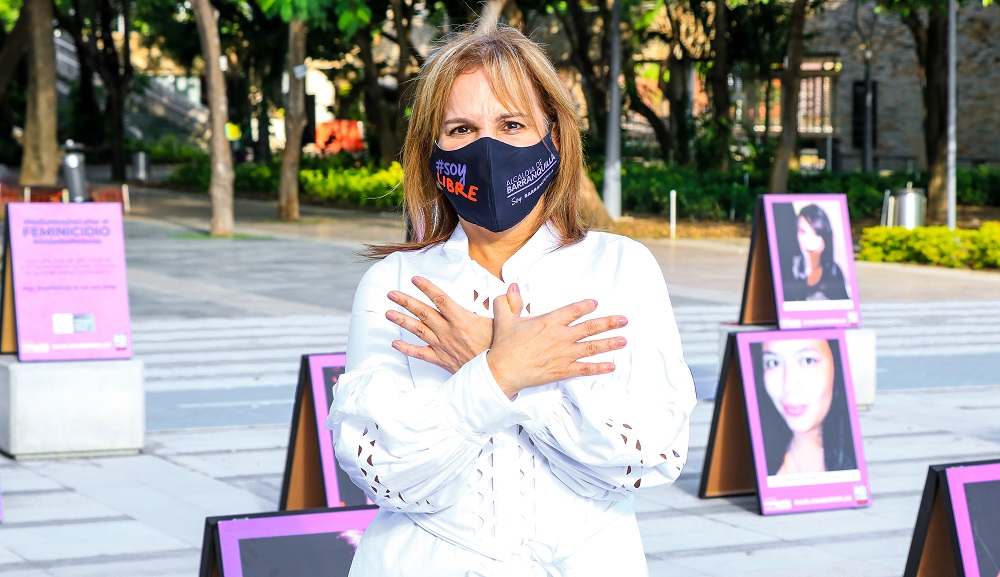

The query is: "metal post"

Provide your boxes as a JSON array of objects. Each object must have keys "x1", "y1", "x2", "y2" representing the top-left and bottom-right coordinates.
[
  {"x1": 946, "y1": 0, "x2": 957, "y2": 230},
  {"x1": 602, "y1": 0, "x2": 622, "y2": 220},
  {"x1": 61, "y1": 140, "x2": 88, "y2": 203},
  {"x1": 863, "y1": 50, "x2": 874, "y2": 173},
  {"x1": 669, "y1": 189, "x2": 677, "y2": 239}
]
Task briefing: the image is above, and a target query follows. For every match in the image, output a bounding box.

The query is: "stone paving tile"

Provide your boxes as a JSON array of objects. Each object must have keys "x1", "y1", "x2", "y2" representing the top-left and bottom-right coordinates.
[
  {"x1": 45, "y1": 552, "x2": 201, "y2": 577},
  {"x1": 641, "y1": 514, "x2": 778, "y2": 553},
  {"x1": 166, "y1": 448, "x2": 286, "y2": 479},
  {"x1": 146, "y1": 425, "x2": 289, "y2": 455},
  {"x1": 0, "y1": 491, "x2": 123, "y2": 525},
  {"x1": 0, "y1": 461, "x2": 65, "y2": 493},
  {"x1": 668, "y1": 545, "x2": 881, "y2": 576},
  {"x1": 0, "y1": 520, "x2": 188, "y2": 562}
]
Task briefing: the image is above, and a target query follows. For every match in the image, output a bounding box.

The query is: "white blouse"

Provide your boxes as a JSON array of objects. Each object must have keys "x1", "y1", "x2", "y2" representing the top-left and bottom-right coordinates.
[{"x1": 326, "y1": 223, "x2": 696, "y2": 576}]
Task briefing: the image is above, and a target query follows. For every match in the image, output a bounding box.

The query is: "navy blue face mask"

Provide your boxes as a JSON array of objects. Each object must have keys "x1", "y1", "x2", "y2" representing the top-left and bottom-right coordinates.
[{"x1": 429, "y1": 132, "x2": 561, "y2": 233}]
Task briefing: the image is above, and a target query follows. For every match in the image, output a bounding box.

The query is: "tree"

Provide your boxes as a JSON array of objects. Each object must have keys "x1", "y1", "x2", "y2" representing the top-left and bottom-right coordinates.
[
  {"x1": 192, "y1": 0, "x2": 235, "y2": 236},
  {"x1": 55, "y1": 0, "x2": 135, "y2": 181},
  {"x1": 876, "y1": 0, "x2": 991, "y2": 223},
  {"x1": 20, "y1": 0, "x2": 59, "y2": 186},
  {"x1": 261, "y1": 0, "x2": 341, "y2": 221},
  {"x1": 769, "y1": 0, "x2": 809, "y2": 195},
  {"x1": 707, "y1": 0, "x2": 732, "y2": 170},
  {"x1": 0, "y1": 7, "x2": 27, "y2": 103}
]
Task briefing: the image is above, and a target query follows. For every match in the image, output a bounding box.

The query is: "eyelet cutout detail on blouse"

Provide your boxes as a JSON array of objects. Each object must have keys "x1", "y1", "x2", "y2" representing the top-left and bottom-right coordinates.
[
  {"x1": 472, "y1": 437, "x2": 497, "y2": 541},
  {"x1": 607, "y1": 419, "x2": 644, "y2": 490},
  {"x1": 356, "y1": 422, "x2": 411, "y2": 510}
]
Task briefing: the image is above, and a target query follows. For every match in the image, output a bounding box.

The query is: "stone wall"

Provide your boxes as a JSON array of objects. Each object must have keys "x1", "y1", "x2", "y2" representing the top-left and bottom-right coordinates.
[{"x1": 806, "y1": 0, "x2": 1000, "y2": 170}]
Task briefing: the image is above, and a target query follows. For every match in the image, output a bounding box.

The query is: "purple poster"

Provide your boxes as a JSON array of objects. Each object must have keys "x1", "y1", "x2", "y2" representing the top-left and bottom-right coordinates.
[
  {"x1": 6, "y1": 203, "x2": 131, "y2": 361},
  {"x1": 762, "y1": 194, "x2": 862, "y2": 330},
  {"x1": 946, "y1": 462, "x2": 1000, "y2": 577},
  {"x1": 308, "y1": 354, "x2": 368, "y2": 508},
  {"x1": 217, "y1": 507, "x2": 377, "y2": 577},
  {"x1": 736, "y1": 328, "x2": 871, "y2": 515}
]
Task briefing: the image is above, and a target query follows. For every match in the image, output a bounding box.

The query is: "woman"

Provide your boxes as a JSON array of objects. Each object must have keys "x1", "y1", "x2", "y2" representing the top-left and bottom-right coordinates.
[
  {"x1": 325, "y1": 15, "x2": 696, "y2": 577},
  {"x1": 752, "y1": 338, "x2": 857, "y2": 477},
  {"x1": 784, "y1": 204, "x2": 850, "y2": 302}
]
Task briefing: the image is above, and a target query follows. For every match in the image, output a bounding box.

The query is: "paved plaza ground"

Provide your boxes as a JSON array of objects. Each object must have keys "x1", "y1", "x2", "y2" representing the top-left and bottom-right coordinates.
[{"x1": 0, "y1": 186, "x2": 998, "y2": 576}]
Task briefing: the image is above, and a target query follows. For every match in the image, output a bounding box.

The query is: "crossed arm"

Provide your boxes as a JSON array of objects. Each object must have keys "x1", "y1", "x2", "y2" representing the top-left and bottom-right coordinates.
[{"x1": 385, "y1": 276, "x2": 628, "y2": 398}]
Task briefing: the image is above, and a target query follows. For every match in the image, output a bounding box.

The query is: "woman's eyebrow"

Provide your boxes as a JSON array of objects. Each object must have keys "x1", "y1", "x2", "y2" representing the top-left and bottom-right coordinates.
[
  {"x1": 442, "y1": 116, "x2": 476, "y2": 126},
  {"x1": 496, "y1": 112, "x2": 527, "y2": 122}
]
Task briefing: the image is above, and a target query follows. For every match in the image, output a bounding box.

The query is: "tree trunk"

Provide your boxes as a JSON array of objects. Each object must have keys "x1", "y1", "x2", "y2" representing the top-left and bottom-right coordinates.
[
  {"x1": 708, "y1": 0, "x2": 731, "y2": 170},
  {"x1": 107, "y1": 0, "x2": 132, "y2": 182},
  {"x1": 665, "y1": 56, "x2": 692, "y2": 165},
  {"x1": 0, "y1": 11, "x2": 27, "y2": 101},
  {"x1": 279, "y1": 19, "x2": 307, "y2": 221},
  {"x1": 559, "y1": 0, "x2": 607, "y2": 147},
  {"x1": 192, "y1": 0, "x2": 235, "y2": 236},
  {"x1": 20, "y1": 0, "x2": 59, "y2": 186},
  {"x1": 907, "y1": 10, "x2": 948, "y2": 224},
  {"x1": 624, "y1": 62, "x2": 671, "y2": 162},
  {"x1": 769, "y1": 0, "x2": 809, "y2": 195},
  {"x1": 580, "y1": 167, "x2": 615, "y2": 229},
  {"x1": 357, "y1": 31, "x2": 399, "y2": 165}
]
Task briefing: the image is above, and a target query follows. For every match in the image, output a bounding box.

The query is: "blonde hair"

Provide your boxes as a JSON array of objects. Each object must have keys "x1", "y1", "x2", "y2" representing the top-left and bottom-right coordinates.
[{"x1": 363, "y1": 12, "x2": 588, "y2": 259}]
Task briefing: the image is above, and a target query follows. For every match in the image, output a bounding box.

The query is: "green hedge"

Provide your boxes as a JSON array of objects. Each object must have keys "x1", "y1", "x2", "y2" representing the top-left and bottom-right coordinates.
[
  {"x1": 167, "y1": 155, "x2": 1000, "y2": 220},
  {"x1": 857, "y1": 222, "x2": 1000, "y2": 270},
  {"x1": 166, "y1": 156, "x2": 404, "y2": 209},
  {"x1": 588, "y1": 163, "x2": 1000, "y2": 222}
]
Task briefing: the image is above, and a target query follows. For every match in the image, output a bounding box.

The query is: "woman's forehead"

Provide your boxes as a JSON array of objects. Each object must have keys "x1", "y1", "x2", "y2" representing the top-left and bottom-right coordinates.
[{"x1": 443, "y1": 68, "x2": 540, "y2": 120}]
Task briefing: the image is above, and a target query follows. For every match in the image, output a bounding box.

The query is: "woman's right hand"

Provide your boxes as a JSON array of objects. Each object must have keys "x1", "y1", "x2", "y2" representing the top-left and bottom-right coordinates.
[{"x1": 487, "y1": 283, "x2": 629, "y2": 398}]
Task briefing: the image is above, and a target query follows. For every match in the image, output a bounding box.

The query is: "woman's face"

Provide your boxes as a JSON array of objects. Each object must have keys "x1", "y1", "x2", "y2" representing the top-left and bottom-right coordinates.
[
  {"x1": 438, "y1": 68, "x2": 548, "y2": 151},
  {"x1": 797, "y1": 216, "x2": 824, "y2": 256},
  {"x1": 762, "y1": 339, "x2": 835, "y2": 434}
]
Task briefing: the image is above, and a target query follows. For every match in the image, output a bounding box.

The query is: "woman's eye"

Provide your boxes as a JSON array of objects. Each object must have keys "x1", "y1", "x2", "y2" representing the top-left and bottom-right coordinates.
[
  {"x1": 799, "y1": 355, "x2": 820, "y2": 366},
  {"x1": 447, "y1": 126, "x2": 471, "y2": 136},
  {"x1": 763, "y1": 358, "x2": 781, "y2": 370},
  {"x1": 502, "y1": 121, "x2": 524, "y2": 132}
]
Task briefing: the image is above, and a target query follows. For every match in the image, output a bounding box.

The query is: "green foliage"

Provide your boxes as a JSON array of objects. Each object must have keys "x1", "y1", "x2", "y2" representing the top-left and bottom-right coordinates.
[
  {"x1": 142, "y1": 134, "x2": 209, "y2": 164},
  {"x1": 258, "y1": 0, "x2": 339, "y2": 26},
  {"x1": 0, "y1": 0, "x2": 21, "y2": 31},
  {"x1": 166, "y1": 155, "x2": 403, "y2": 208},
  {"x1": 588, "y1": 161, "x2": 1000, "y2": 222},
  {"x1": 857, "y1": 223, "x2": 1000, "y2": 269}
]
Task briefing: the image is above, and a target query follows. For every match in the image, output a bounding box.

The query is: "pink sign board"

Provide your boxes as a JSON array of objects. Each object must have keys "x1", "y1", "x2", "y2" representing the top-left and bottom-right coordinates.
[
  {"x1": 946, "y1": 462, "x2": 1000, "y2": 577},
  {"x1": 762, "y1": 194, "x2": 862, "y2": 330},
  {"x1": 307, "y1": 353, "x2": 368, "y2": 508},
  {"x1": 6, "y1": 203, "x2": 132, "y2": 361},
  {"x1": 736, "y1": 328, "x2": 871, "y2": 515}
]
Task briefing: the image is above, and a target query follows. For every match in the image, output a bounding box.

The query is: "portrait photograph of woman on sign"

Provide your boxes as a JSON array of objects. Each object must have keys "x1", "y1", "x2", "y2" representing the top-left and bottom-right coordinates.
[
  {"x1": 962, "y1": 479, "x2": 1000, "y2": 577},
  {"x1": 770, "y1": 199, "x2": 853, "y2": 304},
  {"x1": 750, "y1": 335, "x2": 858, "y2": 480}
]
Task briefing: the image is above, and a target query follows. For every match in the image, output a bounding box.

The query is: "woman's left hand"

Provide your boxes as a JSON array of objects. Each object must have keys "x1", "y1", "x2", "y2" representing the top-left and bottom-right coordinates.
[{"x1": 386, "y1": 276, "x2": 494, "y2": 374}]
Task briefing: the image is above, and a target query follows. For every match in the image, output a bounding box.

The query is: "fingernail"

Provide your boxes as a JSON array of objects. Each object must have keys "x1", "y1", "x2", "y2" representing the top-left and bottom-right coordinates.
[
  {"x1": 511, "y1": 283, "x2": 520, "y2": 294},
  {"x1": 618, "y1": 317, "x2": 628, "y2": 327},
  {"x1": 391, "y1": 341, "x2": 401, "y2": 350},
  {"x1": 412, "y1": 276, "x2": 422, "y2": 287},
  {"x1": 386, "y1": 311, "x2": 397, "y2": 321},
  {"x1": 616, "y1": 337, "x2": 627, "y2": 347},
  {"x1": 592, "y1": 299, "x2": 599, "y2": 307},
  {"x1": 388, "y1": 292, "x2": 399, "y2": 302}
]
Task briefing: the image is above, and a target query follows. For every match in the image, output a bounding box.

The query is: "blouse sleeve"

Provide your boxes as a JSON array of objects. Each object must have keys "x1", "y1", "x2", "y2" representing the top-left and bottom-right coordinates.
[
  {"x1": 325, "y1": 258, "x2": 527, "y2": 513},
  {"x1": 512, "y1": 242, "x2": 697, "y2": 500}
]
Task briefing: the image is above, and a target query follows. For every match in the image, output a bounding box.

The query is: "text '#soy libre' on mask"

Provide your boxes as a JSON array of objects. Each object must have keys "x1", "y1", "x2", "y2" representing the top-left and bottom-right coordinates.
[{"x1": 429, "y1": 134, "x2": 561, "y2": 233}]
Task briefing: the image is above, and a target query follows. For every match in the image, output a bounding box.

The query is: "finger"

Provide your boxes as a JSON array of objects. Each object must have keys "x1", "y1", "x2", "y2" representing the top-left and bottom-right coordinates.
[
  {"x1": 412, "y1": 276, "x2": 456, "y2": 317},
  {"x1": 493, "y1": 294, "x2": 513, "y2": 324},
  {"x1": 505, "y1": 283, "x2": 524, "y2": 316},
  {"x1": 547, "y1": 298, "x2": 599, "y2": 326},
  {"x1": 574, "y1": 336, "x2": 628, "y2": 359},
  {"x1": 386, "y1": 310, "x2": 436, "y2": 343},
  {"x1": 566, "y1": 361, "x2": 617, "y2": 378},
  {"x1": 391, "y1": 340, "x2": 440, "y2": 364},
  {"x1": 572, "y1": 315, "x2": 628, "y2": 340},
  {"x1": 388, "y1": 290, "x2": 443, "y2": 327}
]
